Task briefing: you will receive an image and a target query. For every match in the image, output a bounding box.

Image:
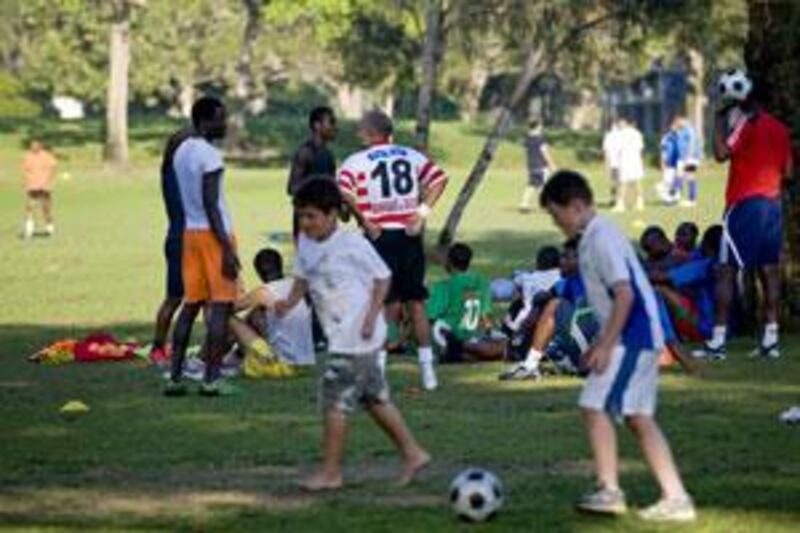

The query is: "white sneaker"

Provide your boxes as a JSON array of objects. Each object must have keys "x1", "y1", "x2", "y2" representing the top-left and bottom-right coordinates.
[
  {"x1": 638, "y1": 497, "x2": 696, "y2": 522},
  {"x1": 45, "y1": 223, "x2": 55, "y2": 236},
  {"x1": 679, "y1": 200, "x2": 696, "y2": 208},
  {"x1": 23, "y1": 220, "x2": 34, "y2": 240},
  {"x1": 611, "y1": 203, "x2": 625, "y2": 213},
  {"x1": 779, "y1": 406, "x2": 800, "y2": 423},
  {"x1": 420, "y1": 361, "x2": 438, "y2": 391}
]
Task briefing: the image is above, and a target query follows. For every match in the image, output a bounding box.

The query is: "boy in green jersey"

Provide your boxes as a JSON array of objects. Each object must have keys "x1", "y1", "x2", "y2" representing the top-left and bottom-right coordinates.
[{"x1": 427, "y1": 243, "x2": 505, "y2": 362}]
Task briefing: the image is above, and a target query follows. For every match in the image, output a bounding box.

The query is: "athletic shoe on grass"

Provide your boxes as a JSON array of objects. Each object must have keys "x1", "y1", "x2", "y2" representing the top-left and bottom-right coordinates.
[
  {"x1": 638, "y1": 497, "x2": 696, "y2": 522},
  {"x1": 498, "y1": 364, "x2": 541, "y2": 381},
  {"x1": 575, "y1": 487, "x2": 627, "y2": 516}
]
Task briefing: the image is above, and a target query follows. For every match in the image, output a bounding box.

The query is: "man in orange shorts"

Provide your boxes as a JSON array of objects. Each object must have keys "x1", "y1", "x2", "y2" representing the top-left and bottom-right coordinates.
[
  {"x1": 21, "y1": 139, "x2": 57, "y2": 239},
  {"x1": 165, "y1": 96, "x2": 241, "y2": 397}
]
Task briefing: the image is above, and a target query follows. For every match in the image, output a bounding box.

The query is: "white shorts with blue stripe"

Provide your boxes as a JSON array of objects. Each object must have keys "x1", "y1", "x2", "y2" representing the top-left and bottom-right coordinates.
[{"x1": 579, "y1": 345, "x2": 659, "y2": 418}]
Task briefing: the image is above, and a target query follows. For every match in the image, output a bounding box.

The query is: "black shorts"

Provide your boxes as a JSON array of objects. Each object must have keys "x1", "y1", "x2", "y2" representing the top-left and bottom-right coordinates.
[
  {"x1": 528, "y1": 170, "x2": 547, "y2": 187},
  {"x1": 371, "y1": 229, "x2": 428, "y2": 303},
  {"x1": 27, "y1": 190, "x2": 51, "y2": 200},
  {"x1": 164, "y1": 232, "x2": 184, "y2": 299}
]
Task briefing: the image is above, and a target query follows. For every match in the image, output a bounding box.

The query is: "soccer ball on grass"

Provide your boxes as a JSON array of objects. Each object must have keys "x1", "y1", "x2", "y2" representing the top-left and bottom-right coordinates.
[{"x1": 449, "y1": 468, "x2": 504, "y2": 522}]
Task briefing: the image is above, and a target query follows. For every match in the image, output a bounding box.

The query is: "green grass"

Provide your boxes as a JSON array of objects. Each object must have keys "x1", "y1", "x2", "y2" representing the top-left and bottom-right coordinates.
[{"x1": 1, "y1": 119, "x2": 797, "y2": 531}]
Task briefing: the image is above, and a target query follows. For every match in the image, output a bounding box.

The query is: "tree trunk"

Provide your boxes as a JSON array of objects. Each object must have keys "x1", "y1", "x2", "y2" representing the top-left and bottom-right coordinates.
[
  {"x1": 414, "y1": 0, "x2": 444, "y2": 152},
  {"x1": 746, "y1": 0, "x2": 800, "y2": 315},
  {"x1": 103, "y1": 1, "x2": 131, "y2": 165},
  {"x1": 461, "y1": 56, "x2": 489, "y2": 122},
  {"x1": 685, "y1": 47, "x2": 706, "y2": 146},
  {"x1": 227, "y1": 0, "x2": 263, "y2": 151},
  {"x1": 336, "y1": 84, "x2": 370, "y2": 119},
  {"x1": 437, "y1": 46, "x2": 544, "y2": 250}
]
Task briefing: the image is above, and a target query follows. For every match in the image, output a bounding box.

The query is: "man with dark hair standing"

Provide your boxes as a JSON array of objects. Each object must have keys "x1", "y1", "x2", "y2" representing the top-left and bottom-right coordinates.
[
  {"x1": 698, "y1": 77, "x2": 793, "y2": 360},
  {"x1": 148, "y1": 125, "x2": 193, "y2": 366},
  {"x1": 287, "y1": 106, "x2": 338, "y2": 238},
  {"x1": 165, "y1": 96, "x2": 241, "y2": 396}
]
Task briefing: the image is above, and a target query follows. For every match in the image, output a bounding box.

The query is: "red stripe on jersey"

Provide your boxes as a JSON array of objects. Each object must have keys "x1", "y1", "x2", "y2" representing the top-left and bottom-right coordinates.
[
  {"x1": 356, "y1": 188, "x2": 369, "y2": 196},
  {"x1": 338, "y1": 179, "x2": 354, "y2": 191},
  {"x1": 356, "y1": 172, "x2": 368, "y2": 183},
  {"x1": 357, "y1": 202, "x2": 372, "y2": 211},
  {"x1": 422, "y1": 168, "x2": 446, "y2": 187},
  {"x1": 340, "y1": 170, "x2": 356, "y2": 185},
  {"x1": 418, "y1": 160, "x2": 434, "y2": 182},
  {"x1": 369, "y1": 212, "x2": 416, "y2": 225}
]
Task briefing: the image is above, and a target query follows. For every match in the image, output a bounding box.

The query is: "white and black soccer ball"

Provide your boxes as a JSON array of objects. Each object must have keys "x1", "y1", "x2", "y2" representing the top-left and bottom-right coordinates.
[
  {"x1": 449, "y1": 468, "x2": 504, "y2": 522},
  {"x1": 717, "y1": 69, "x2": 752, "y2": 102}
]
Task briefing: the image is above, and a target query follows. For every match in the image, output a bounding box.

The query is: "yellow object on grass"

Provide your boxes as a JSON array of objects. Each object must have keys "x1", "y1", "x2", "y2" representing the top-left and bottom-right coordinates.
[
  {"x1": 243, "y1": 339, "x2": 295, "y2": 379},
  {"x1": 60, "y1": 400, "x2": 90, "y2": 414}
]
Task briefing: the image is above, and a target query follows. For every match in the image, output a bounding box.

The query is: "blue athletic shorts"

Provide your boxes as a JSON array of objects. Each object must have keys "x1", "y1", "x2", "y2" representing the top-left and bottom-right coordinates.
[
  {"x1": 721, "y1": 196, "x2": 782, "y2": 268},
  {"x1": 165, "y1": 232, "x2": 184, "y2": 299}
]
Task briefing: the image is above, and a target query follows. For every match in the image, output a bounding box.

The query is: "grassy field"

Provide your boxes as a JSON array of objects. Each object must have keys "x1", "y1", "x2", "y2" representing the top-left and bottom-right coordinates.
[{"x1": 0, "y1": 119, "x2": 798, "y2": 532}]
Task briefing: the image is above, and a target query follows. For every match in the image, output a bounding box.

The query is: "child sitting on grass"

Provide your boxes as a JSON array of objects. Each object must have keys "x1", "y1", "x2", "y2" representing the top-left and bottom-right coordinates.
[
  {"x1": 275, "y1": 179, "x2": 429, "y2": 491},
  {"x1": 427, "y1": 243, "x2": 505, "y2": 363},
  {"x1": 227, "y1": 247, "x2": 315, "y2": 371}
]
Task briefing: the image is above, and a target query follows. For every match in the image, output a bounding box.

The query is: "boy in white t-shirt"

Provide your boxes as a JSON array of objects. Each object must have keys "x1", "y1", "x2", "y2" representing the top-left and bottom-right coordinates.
[
  {"x1": 276, "y1": 179, "x2": 430, "y2": 491},
  {"x1": 539, "y1": 170, "x2": 695, "y2": 523}
]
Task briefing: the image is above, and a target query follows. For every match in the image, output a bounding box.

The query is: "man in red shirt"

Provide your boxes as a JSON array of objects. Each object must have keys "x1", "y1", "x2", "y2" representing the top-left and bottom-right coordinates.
[{"x1": 701, "y1": 90, "x2": 793, "y2": 360}]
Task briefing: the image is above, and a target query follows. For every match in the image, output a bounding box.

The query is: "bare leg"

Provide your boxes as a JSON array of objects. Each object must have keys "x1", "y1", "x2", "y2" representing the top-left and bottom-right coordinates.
[
  {"x1": 626, "y1": 415, "x2": 689, "y2": 501},
  {"x1": 583, "y1": 409, "x2": 620, "y2": 490},
  {"x1": 299, "y1": 409, "x2": 347, "y2": 491},
  {"x1": 759, "y1": 265, "x2": 781, "y2": 325},
  {"x1": 714, "y1": 265, "x2": 736, "y2": 328},
  {"x1": 153, "y1": 297, "x2": 182, "y2": 349},
  {"x1": 170, "y1": 302, "x2": 202, "y2": 382},
  {"x1": 635, "y1": 181, "x2": 644, "y2": 210},
  {"x1": 408, "y1": 301, "x2": 432, "y2": 348},
  {"x1": 42, "y1": 194, "x2": 53, "y2": 227},
  {"x1": 367, "y1": 402, "x2": 430, "y2": 486},
  {"x1": 204, "y1": 302, "x2": 233, "y2": 383},
  {"x1": 23, "y1": 194, "x2": 35, "y2": 237},
  {"x1": 531, "y1": 298, "x2": 558, "y2": 351}
]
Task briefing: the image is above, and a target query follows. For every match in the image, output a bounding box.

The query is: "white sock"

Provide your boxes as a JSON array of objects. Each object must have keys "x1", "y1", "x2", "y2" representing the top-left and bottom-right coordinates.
[
  {"x1": 24, "y1": 218, "x2": 34, "y2": 236},
  {"x1": 45, "y1": 223, "x2": 54, "y2": 234},
  {"x1": 418, "y1": 346, "x2": 434, "y2": 366},
  {"x1": 710, "y1": 326, "x2": 727, "y2": 348},
  {"x1": 522, "y1": 349, "x2": 542, "y2": 370},
  {"x1": 377, "y1": 350, "x2": 387, "y2": 375},
  {"x1": 762, "y1": 323, "x2": 779, "y2": 347}
]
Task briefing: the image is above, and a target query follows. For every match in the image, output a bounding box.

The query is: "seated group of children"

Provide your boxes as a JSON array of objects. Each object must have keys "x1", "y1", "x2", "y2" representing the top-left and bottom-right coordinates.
[
  {"x1": 213, "y1": 220, "x2": 719, "y2": 382},
  {"x1": 426, "y1": 241, "x2": 600, "y2": 381},
  {"x1": 639, "y1": 222, "x2": 722, "y2": 357}
]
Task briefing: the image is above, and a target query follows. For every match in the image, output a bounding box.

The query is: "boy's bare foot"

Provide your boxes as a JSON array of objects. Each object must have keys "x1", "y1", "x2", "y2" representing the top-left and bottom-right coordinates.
[
  {"x1": 397, "y1": 450, "x2": 431, "y2": 487},
  {"x1": 297, "y1": 471, "x2": 343, "y2": 492}
]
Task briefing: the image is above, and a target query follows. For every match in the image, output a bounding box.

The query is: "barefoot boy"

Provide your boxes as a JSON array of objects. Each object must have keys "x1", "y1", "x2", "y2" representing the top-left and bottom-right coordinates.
[
  {"x1": 539, "y1": 170, "x2": 695, "y2": 522},
  {"x1": 276, "y1": 179, "x2": 429, "y2": 491}
]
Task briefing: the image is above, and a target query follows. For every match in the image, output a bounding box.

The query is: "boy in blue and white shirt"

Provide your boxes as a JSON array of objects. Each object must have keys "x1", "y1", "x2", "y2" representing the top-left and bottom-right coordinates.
[{"x1": 539, "y1": 170, "x2": 695, "y2": 523}]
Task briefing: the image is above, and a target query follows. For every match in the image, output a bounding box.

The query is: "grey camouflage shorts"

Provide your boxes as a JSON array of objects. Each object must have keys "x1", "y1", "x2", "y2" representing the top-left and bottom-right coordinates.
[{"x1": 320, "y1": 352, "x2": 390, "y2": 414}]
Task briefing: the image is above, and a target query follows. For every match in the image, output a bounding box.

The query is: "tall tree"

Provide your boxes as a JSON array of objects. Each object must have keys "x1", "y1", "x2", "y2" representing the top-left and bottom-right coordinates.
[
  {"x1": 414, "y1": 0, "x2": 444, "y2": 151},
  {"x1": 745, "y1": 0, "x2": 800, "y2": 313},
  {"x1": 227, "y1": 0, "x2": 265, "y2": 150},
  {"x1": 437, "y1": 2, "x2": 630, "y2": 249},
  {"x1": 103, "y1": 0, "x2": 136, "y2": 165}
]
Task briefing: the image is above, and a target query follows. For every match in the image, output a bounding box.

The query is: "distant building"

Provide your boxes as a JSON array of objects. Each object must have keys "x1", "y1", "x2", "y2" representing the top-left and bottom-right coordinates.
[{"x1": 602, "y1": 62, "x2": 688, "y2": 138}]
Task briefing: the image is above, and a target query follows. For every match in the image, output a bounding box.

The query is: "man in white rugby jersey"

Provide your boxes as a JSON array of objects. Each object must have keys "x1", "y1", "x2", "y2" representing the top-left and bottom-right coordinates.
[{"x1": 337, "y1": 111, "x2": 449, "y2": 391}]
